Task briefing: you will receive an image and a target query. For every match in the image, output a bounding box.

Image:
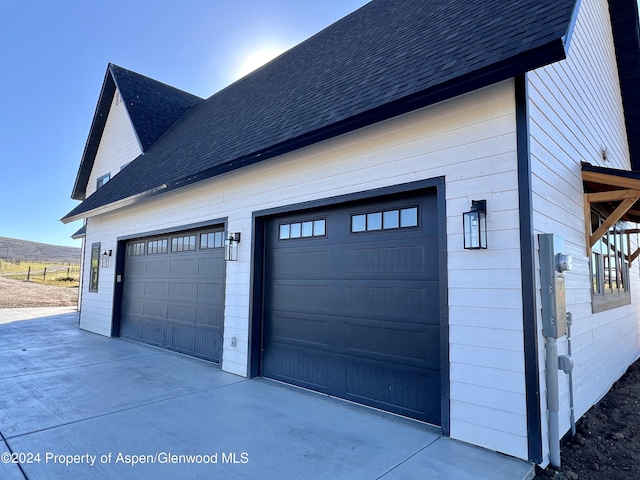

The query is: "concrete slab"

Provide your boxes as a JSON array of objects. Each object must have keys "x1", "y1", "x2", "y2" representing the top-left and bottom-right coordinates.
[
  {"x1": 379, "y1": 437, "x2": 534, "y2": 480},
  {"x1": 0, "y1": 309, "x2": 535, "y2": 479},
  {"x1": 0, "y1": 307, "x2": 78, "y2": 325},
  {"x1": 0, "y1": 437, "x2": 26, "y2": 480}
]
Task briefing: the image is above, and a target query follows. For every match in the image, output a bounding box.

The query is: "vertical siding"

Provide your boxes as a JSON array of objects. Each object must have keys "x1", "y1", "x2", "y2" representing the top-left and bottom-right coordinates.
[
  {"x1": 529, "y1": 0, "x2": 639, "y2": 465},
  {"x1": 79, "y1": 80, "x2": 528, "y2": 459},
  {"x1": 85, "y1": 90, "x2": 142, "y2": 197}
]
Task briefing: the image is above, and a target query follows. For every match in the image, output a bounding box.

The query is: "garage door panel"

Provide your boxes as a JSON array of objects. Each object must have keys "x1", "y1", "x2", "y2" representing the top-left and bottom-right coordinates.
[
  {"x1": 262, "y1": 345, "x2": 330, "y2": 392},
  {"x1": 346, "y1": 244, "x2": 425, "y2": 275},
  {"x1": 265, "y1": 313, "x2": 329, "y2": 347},
  {"x1": 344, "y1": 323, "x2": 438, "y2": 365},
  {"x1": 269, "y1": 283, "x2": 330, "y2": 311},
  {"x1": 271, "y1": 249, "x2": 330, "y2": 276},
  {"x1": 144, "y1": 282, "x2": 169, "y2": 298},
  {"x1": 198, "y1": 257, "x2": 224, "y2": 276},
  {"x1": 120, "y1": 227, "x2": 225, "y2": 363},
  {"x1": 144, "y1": 259, "x2": 169, "y2": 276},
  {"x1": 197, "y1": 282, "x2": 225, "y2": 302},
  {"x1": 168, "y1": 282, "x2": 197, "y2": 300},
  {"x1": 196, "y1": 307, "x2": 223, "y2": 327},
  {"x1": 142, "y1": 302, "x2": 167, "y2": 320},
  {"x1": 345, "y1": 365, "x2": 440, "y2": 422},
  {"x1": 169, "y1": 257, "x2": 198, "y2": 276},
  {"x1": 262, "y1": 190, "x2": 442, "y2": 425},
  {"x1": 141, "y1": 319, "x2": 165, "y2": 345}
]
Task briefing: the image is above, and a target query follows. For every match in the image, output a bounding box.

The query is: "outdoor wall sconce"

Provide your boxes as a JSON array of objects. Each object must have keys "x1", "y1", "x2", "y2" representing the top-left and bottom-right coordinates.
[
  {"x1": 463, "y1": 200, "x2": 487, "y2": 250},
  {"x1": 100, "y1": 249, "x2": 112, "y2": 267},
  {"x1": 224, "y1": 233, "x2": 241, "y2": 261}
]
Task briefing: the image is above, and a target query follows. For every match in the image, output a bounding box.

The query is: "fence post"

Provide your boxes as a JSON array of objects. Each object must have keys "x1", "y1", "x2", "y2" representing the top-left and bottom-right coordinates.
[
  {"x1": 43, "y1": 267, "x2": 46, "y2": 281},
  {"x1": 27, "y1": 266, "x2": 31, "y2": 282}
]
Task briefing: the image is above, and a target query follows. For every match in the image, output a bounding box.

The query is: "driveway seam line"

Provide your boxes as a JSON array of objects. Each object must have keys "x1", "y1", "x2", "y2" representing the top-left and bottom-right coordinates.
[
  {"x1": 373, "y1": 437, "x2": 440, "y2": 480},
  {"x1": 1, "y1": 429, "x2": 29, "y2": 480}
]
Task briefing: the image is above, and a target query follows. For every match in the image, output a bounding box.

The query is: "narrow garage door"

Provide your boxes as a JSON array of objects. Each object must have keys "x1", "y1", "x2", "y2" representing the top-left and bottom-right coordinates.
[
  {"x1": 262, "y1": 192, "x2": 442, "y2": 425},
  {"x1": 120, "y1": 227, "x2": 226, "y2": 362}
]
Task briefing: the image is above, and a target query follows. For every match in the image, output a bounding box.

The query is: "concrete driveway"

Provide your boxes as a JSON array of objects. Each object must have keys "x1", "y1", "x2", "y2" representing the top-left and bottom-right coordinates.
[{"x1": 0, "y1": 308, "x2": 533, "y2": 479}]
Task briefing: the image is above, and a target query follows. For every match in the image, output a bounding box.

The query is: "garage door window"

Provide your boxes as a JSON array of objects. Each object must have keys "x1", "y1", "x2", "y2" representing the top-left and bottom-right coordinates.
[
  {"x1": 200, "y1": 232, "x2": 224, "y2": 249},
  {"x1": 351, "y1": 206, "x2": 418, "y2": 232},
  {"x1": 128, "y1": 242, "x2": 145, "y2": 256},
  {"x1": 147, "y1": 239, "x2": 168, "y2": 254},
  {"x1": 279, "y1": 219, "x2": 326, "y2": 240},
  {"x1": 171, "y1": 235, "x2": 196, "y2": 252}
]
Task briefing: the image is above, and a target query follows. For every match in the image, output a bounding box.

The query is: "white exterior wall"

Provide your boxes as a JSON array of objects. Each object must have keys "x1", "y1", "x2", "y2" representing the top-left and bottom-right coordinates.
[
  {"x1": 529, "y1": 0, "x2": 640, "y2": 465},
  {"x1": 80, "y1": 80, "x2": 530, "y2": 459},
  {"x1": 85, "y1": 90, "x2": 142, "y2": 198}
]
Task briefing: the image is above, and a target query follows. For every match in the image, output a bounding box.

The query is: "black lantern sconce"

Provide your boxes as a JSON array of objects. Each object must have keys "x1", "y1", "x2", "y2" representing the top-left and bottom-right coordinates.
[
  {"x1": 101, "y1": 249, "x2": 112, "y2": 267},
  {"x1": 463, "y1": 200, "x2": 487, "y2": 250},
  {"x1": 224, "y1": 233, "x2": 241, "y2": 261}
]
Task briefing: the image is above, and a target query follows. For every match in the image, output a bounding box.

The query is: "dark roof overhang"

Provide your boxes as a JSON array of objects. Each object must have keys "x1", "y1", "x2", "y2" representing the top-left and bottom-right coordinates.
[
  {"x1": 608, "y1": 0, "x2": 640, "y2": 170},
  {"x1": 70, "y1": 64, "x2": 203, "y2": 202},
  {"x1": 70, "y1": 68, "x2": 118, "y2": 201}
]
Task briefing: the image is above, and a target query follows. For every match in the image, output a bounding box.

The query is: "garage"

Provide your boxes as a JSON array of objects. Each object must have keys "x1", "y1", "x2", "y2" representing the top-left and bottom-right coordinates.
[
  {"x1": 261, "y1": 191, "x2": 443, "y2": 425},
  {"x1": 119, "y1": 226, "x2": 226, "y2": 362}
]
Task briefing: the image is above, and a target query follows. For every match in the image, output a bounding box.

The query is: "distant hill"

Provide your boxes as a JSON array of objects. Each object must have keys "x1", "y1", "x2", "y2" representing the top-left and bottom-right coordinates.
[{"x1": 0, "y1": 237, "x2": 81, "y2": 264}]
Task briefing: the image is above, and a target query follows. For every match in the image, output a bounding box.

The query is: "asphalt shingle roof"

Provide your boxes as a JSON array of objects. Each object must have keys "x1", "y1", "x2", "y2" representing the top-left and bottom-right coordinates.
[
  {"x1": 64, "y1": 0, "x2": 581, "y2": 221},
  {"x1": 70, "y1": 65, "x2": 203, "y2": 200}
]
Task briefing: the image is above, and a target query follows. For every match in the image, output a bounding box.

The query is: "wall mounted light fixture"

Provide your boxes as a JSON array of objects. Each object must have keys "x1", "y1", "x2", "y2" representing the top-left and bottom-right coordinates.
[
  {"x1": 463, "y1": 200, "x2": 487, "y2": 250},
  {"x1": 101, "y1": 249, "x2": 112, "y2": 267},
  {"x1": 224, "y1": 233, "x2": 241, "y2": 261}
]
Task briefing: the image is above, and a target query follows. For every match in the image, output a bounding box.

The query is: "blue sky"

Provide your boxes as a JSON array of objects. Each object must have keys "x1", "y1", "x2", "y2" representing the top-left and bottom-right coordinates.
[{"x1": 0, "y1": 0, "x2": 369, "y2": 247}]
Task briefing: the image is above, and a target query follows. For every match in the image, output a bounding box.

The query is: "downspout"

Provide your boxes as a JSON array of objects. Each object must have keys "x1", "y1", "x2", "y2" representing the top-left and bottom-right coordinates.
[{"x1": 515, "y1": 74, "x2": 544, "y2": 464}]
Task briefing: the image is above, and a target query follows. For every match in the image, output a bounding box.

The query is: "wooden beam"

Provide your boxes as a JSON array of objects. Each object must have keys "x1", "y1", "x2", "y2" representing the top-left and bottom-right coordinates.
[
  {"x1": 584, "y1": 193, "x2": 592, "y2": 256},
  {"x1": 631, "y1": 248, "x2": 640, "y2": 263},
  {"x1": 587, "y1": 189, "x2": 640, "y2": 202},
  {"x1": 583, "y1": 170, "x2": 640, "y2": 190},
  {"x1": 589, "y1": 198, "x2": 638, "y2": 248}
]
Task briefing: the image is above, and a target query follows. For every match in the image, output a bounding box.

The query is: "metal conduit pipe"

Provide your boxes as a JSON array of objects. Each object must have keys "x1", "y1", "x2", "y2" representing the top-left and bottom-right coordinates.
[
  {"x1": 545, "y1": 336, "x2": 561, "y2": 467},
  {"x1": 566, "y1": 312, "x2": 576, "y2": 439}
]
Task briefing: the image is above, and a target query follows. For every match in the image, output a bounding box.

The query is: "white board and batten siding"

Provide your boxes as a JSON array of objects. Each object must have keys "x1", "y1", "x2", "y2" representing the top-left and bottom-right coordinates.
[
  {"x1": 80, "y1": 80, "x2": 529, "y2": 458},
  {"x1": 529, "y1": 0, "x2": 640, "y2": 465},
  {"x1": 85, "y1": 89, "x2": 142, "y2": 198}
]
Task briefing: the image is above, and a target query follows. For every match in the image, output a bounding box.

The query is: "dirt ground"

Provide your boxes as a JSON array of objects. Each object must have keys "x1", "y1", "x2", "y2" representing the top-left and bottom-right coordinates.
[
  {"x1": 0, "y1": 276, "x2": 78, "y2": 308},
  {"x1": 535, "y1": 359, "x2": 640, "y2": 479}
]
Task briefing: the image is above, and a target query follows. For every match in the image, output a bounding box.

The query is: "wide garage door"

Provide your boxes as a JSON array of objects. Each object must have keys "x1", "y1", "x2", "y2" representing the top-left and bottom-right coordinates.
[
  {"x1": 120, "y1": 227, "x2": 226, "y2": 362},
  {"x1": 262, "y1": 191, "x2": 442, "y2": 425}
]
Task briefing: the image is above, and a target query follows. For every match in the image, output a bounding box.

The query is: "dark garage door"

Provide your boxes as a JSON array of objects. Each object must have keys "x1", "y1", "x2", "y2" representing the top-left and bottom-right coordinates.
[
  {"x1": 262, "y1": 192, "x2": 442, "y2": 424},
  {"x1": 120, "y1": 227, "x2": 226, "y2": 362}
]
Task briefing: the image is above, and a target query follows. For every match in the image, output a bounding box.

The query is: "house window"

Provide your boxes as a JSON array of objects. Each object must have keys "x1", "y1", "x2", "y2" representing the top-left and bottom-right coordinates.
[
  {"x1": 200, "y1": 231, "x2": 224, "y2": 249},
  {"x1": 147, "y1": 239, "x2": 168, "y2": 254},
  {"x1": 279, "y1": 219, "x2": 326, "y2": 240},
  {"x1": 96, "y1": 173, "x2": 110, "y2": 190},
  {"x1": 351, "y1": 207, "x2": 418, "y2": 232},
  {"x1": 89, "y1": 243, "x2": 100, "y2": 292},
  {"x1": 591, "y1": 208, "x2": 631, "y2": 312},
  {"x1": 171, "y1": 235, "x2": 196, "y2": 252}
]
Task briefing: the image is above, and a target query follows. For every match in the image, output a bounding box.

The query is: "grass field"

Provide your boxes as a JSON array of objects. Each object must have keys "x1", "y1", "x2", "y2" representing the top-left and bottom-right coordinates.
[{"x1": 0, "y1": 260, "x2": 80, "y2": 287}]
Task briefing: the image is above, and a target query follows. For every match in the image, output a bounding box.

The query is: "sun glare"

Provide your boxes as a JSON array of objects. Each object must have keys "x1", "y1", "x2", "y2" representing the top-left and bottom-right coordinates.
[{"x1": 237, "y1": 47, "x2": 285, "y2": 79}]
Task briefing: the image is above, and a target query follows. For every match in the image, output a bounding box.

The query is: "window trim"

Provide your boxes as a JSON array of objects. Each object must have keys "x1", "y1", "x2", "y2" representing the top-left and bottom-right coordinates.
[
  {"x1": 96, "y1": 173, "x2": 111, "y2": 190},
  {"x1": 89, "y1": 242, "x2": 100, "y2": 292}
]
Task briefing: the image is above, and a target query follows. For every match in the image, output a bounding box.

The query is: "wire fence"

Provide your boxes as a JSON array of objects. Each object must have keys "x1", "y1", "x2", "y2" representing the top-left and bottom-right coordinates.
[{"x1": 0, "y1": 262, "x2": 80, "y2": 284}]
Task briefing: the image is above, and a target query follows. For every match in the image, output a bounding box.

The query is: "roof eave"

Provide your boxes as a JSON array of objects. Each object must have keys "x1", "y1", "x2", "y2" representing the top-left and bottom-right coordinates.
[
  {"x1": 70, "y1": 66, "x2": 117, "y2": 201},
  {"x1": 63, "y1": 37, "x2": 570, "y2": 222},
  {"x1": 608, "y1": 0, "x2": 640, "y2": 171}
]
